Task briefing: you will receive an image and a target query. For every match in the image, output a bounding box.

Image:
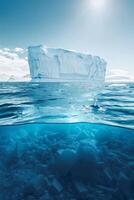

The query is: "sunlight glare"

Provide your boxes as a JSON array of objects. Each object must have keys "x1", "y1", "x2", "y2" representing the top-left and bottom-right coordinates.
[{"x1": 90, "y1": 0, "x2": 107, "y2": 11}]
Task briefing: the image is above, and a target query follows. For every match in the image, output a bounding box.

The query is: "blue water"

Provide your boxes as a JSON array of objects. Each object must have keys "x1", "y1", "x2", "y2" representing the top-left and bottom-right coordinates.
[{"x1": 0, "y1": 82, "x2": 134, "y2": 200}]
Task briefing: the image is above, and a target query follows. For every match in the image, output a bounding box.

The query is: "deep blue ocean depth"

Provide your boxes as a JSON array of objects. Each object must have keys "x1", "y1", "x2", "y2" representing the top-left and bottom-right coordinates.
[{"x1": 0, "y1": 82, "x2": 133, "y2": 200}]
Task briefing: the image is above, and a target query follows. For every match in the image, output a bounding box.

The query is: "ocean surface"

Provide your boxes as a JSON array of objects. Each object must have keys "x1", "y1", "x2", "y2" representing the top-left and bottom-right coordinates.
[{"x1": 0, "y1": 82, "x2": 134, "y2": 200}]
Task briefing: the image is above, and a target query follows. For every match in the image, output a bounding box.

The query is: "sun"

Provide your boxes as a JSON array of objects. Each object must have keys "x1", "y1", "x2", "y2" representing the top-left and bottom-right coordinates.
[{"x1": 90, "y1": 0, "x2": 107, "y2": 11}]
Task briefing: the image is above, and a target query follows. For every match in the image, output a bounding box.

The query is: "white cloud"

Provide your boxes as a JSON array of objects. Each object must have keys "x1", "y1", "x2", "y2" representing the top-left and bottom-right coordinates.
[
  {"x1": 14, "y1": 47, "x2": 24, "y2": 53},
  {"x1": 106, "y1": 68, "x2": 134, "y2": 82},
  {"x1": 0, "y1": 48, "x2": 30, "y2": 81}
]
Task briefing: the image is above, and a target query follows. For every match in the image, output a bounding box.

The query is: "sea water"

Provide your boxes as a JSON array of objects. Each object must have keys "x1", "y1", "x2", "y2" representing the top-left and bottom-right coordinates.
[{"x1": 0, "y1": 82, "x2": 133, "y2": 200}]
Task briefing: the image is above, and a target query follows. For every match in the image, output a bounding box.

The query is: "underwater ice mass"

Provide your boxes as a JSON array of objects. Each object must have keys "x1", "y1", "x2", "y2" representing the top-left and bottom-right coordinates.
[{"x1": 28, "y1": 45, "x2": 107, "y2": 82}]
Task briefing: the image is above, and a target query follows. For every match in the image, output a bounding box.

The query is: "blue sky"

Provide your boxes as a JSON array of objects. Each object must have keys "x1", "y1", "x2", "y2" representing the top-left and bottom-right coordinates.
[{"x1": 0, "y1": 0, "x2": 134, "y2": 81}]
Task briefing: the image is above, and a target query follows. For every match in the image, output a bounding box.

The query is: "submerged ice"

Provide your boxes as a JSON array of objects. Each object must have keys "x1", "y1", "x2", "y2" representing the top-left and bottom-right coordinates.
[
  {"x1": 28, "y1": 45, "x2": 106, "y2": 82},
  {"x1": 0, "y1": 123, "x2": 133, "y2": 200}
]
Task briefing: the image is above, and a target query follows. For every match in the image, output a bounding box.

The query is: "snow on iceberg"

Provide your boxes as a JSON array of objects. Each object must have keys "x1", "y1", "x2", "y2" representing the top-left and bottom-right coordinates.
[{"x1": 28, "y1": 45, "x2": 107, "y2": 82}]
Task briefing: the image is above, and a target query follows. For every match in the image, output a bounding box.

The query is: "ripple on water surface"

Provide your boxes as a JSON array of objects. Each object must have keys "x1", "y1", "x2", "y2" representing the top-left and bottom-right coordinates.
[{"x1": 0, "y1": 82, "x2": 134, "y2": 129}]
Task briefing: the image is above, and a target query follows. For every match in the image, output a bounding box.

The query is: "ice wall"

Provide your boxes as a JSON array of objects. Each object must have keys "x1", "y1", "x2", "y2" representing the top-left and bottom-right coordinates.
[{"x1": 28, "y1": 45, "x2": 106, "y2": 82}]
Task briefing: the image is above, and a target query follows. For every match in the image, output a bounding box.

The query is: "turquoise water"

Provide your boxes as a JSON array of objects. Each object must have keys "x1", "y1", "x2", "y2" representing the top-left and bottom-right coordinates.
[{"x1": 0, "y1": 82, "x2": 134, "y2": 200}]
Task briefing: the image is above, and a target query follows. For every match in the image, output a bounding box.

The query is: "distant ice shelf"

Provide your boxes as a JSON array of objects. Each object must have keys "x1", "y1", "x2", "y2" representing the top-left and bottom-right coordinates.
[{"x1": 28, "y1": 45, "x2": 107, "y2": 83}]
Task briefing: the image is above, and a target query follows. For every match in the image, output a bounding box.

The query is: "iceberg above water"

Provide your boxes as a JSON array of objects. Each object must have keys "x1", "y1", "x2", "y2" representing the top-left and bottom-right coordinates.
[{"x1": 28, "y1": 45, "x2": 107, "y2": 83}]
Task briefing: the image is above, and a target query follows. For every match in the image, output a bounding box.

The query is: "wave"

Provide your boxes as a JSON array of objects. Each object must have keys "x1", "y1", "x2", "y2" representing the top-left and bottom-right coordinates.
[{"x1": 0, "y1": 82, "x2": 134, "y2": 129}]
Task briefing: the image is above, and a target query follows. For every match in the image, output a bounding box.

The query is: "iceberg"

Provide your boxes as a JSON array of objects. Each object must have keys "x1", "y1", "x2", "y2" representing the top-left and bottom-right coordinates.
[{"x1": 28, "y1": 45, "x2": 106, "y2": 82}]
